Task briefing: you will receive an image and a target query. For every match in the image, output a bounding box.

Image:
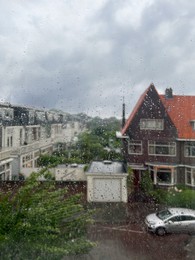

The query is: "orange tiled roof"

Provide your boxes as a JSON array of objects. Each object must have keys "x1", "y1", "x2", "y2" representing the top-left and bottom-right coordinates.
[
  {"x1": 122, "y1": 84, "x2": 195, "y2": 140},
  {"x1": 160, "y1": 94, "x2": 195, "y2": 139}
]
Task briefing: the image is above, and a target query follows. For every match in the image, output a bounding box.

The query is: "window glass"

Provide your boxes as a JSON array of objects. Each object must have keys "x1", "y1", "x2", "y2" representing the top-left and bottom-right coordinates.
[
  {"x1": 128, "y1": 140, "x2": 142, "y2": 154},
  {"x1": 185, "y1": 142, "x2": 195, "y2": 157},
  {"x1": 169, "y1": 216, "x2": 182, "y2": 222},
  {"x1": 157, "y1": 169, "x2": 172, "y2": 184},
  {"x1": 140, "y1": 119, "x2": 164, "y2": 130},
  {"x1": 157, "y1": 209, "x2": 172, "y2": 220},
  {"x1": 1, "y1": 1, "x2": 195, "y2": 259},
  {"x1": 148, "y1": 141, "x2": 176, "y2": 156}
]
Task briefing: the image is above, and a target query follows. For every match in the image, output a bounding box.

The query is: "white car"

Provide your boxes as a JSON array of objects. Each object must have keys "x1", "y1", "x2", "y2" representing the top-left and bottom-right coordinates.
[{"x1": 145, "y1": 207, "x2": 195, "y2": 236}]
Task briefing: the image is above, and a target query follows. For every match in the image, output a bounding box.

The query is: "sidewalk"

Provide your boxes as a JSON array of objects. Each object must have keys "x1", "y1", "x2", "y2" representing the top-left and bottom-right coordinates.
[{"x1": 89, "y1": 201, "x2": 163, "y2": 224}]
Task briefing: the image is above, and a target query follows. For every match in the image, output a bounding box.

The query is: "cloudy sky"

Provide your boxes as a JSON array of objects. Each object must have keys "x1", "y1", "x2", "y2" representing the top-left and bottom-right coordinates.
[{"x1": 1, "y1": 0, "x2": 195, "y2": 118}]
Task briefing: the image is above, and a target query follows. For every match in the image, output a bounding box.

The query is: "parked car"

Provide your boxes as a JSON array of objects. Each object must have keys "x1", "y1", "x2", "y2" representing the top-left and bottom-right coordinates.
[{"x1": 145, "y1": 207, "x2": 195, "y2": 236}]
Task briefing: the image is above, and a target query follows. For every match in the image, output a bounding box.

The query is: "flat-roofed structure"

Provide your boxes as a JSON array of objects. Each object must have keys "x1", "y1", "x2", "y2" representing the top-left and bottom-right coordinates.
[{"x1": 86, "y1": 160, "x2": 128, "y2": 203}]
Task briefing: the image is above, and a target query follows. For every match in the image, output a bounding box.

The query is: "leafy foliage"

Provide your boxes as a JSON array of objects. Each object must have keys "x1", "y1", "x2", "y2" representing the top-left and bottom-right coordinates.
[
  {"x1": 163, "y1": 187, "x2": 195, "y2": 209},
  {"x1": 141, "y1": 174, "x2": 195, "y2": 208},
  {"x1": 38, "y1": 120, "x2": 123, "y2": 166},
  {"x1": 127, "y1": 167, "x2": 134, "y2": 192},
  {"x1": 0, "y1": 169, "x2": 94, "y2": 259},
  {"x1": 37, "y1": 154, "x2": 60, "y2": 167},
  {"x1": 140, "y1": 171, "x2": 154, "y2": 193}
]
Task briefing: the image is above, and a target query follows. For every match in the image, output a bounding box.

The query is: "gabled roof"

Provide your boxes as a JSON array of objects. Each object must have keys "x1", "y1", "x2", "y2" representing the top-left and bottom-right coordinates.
[
  {"x1": 160, "y1": 94, "x2": 195, "y2": 139},
  {"x1": 122, "y1": 84, "x2": 195, "y2": 140},
  {"x1": 121, "y1": 84, "x2": 156, "y2": 135}
]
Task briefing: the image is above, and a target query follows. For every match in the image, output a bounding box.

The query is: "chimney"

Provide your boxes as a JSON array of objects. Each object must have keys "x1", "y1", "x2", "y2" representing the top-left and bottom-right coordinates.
[{"x1": 165, "y1": 88, "x2": 173, "y2": 99}]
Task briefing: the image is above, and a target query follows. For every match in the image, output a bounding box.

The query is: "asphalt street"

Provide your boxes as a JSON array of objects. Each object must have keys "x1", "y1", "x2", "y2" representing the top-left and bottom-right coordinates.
[{"x1": 63, "y1": 202, "x2": 195, "y2": 259}]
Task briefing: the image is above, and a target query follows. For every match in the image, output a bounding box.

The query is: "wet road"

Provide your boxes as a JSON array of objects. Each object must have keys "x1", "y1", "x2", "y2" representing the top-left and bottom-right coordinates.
[
  {"x1": 64, "y1": 223, "x2": 190, "y2": 260},
  {"x1": 86, "y1": 224, "x2": 190, "y2": 260},
  {"x1": 63, "y1": 202, "x2": 193, "y2": 260}
]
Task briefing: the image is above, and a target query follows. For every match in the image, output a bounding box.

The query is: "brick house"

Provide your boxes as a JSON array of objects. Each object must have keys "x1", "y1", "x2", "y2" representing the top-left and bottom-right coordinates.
[{"x1": 119, "y1": 83, "x2": 195, "y2": 188}]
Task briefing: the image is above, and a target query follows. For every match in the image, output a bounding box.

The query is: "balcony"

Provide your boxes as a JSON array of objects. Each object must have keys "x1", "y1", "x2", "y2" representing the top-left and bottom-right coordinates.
[
  {"x1": 11, "y1": 138, "x2": 54, "y2": 155},
  {"x1": 0, "y1": 149, "x2": 12, "y2": 161}
]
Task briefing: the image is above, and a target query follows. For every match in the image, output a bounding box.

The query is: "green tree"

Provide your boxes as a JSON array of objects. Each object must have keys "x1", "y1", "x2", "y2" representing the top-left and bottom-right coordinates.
[
  {"x1": 0, "y1": 169, "x2": 93, "y2": 259},
  {"x1": 37, "y1": 154, "x2": 61, "y2": 167}
]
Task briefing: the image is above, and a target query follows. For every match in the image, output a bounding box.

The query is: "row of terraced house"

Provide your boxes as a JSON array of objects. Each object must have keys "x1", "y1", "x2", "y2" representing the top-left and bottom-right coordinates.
[{"x1": 0, "y1": 102, "x2": 86, "y2": 181}]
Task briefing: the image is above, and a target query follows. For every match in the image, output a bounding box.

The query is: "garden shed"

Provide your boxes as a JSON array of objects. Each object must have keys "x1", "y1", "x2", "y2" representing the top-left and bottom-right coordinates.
[{"x1": 86, "y1": 160, "x2": 128, "y2": 202}]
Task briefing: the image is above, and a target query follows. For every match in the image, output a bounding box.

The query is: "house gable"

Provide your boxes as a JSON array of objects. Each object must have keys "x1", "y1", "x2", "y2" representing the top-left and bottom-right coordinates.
[{"x1": 122, "y1": 84, "x2": 177, "y2": 140}]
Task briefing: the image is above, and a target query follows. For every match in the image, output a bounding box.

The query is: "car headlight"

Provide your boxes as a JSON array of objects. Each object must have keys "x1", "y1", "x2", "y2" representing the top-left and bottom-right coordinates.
[{"x1": 148, "y1": 221, "x2": 156, "y2": 226}]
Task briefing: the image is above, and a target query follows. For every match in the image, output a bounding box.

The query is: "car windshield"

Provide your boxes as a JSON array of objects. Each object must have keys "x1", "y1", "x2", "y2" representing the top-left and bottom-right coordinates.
[{"x1": 156, "y1": 209, "x2": 172, "y2": 220}]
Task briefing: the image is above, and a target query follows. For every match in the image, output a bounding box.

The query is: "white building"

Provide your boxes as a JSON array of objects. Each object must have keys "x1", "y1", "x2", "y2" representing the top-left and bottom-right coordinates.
[
  {"x1": 86, "y1": 161, "x2": 128, "y2": 203},
  {"x1": 0, "y1": 103, "x2": 86, "y2": 180}
]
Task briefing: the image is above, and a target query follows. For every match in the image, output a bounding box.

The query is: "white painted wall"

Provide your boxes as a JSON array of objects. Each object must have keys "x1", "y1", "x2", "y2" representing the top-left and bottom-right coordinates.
[
  {"x1": 20, "y1": 165, "x2": 87, "y2": 182},
  {"x1": 2, "y1": 125, "x2": 24, "y2": 148},
  {"x1": 54, "y1": 165, "x2": 86, "y2": 181},
  {"x1": 86, "y1": 173, "x2": 128, "y2": 203},
  {"x1": 20, "y1": 167, "x2": 55, "y2": 180}
]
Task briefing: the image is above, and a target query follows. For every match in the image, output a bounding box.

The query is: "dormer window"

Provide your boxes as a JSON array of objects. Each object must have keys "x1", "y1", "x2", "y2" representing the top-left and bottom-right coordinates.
[{"x1": 140, "y1": 119, "x2": 164, "y2": 130}]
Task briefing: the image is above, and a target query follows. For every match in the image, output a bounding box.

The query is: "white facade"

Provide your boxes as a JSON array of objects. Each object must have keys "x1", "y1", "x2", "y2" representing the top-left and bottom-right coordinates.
[
  {"x1": 0, "y1": 102, "x2": 87, "y2": 181},
  {"x1": 86, "y1": 161, "x2": 128, "y2": 203},
  {"x1": 54, "y1": 164, "x2": 86, "y2": 181},
  {"x1": 0, "y1": 122, "x2": 86, "y2": 180},
  {"x1": 20, "y1": 164, "x2": 86, "y2": 182},
  {"x1": 62, "y1": 121, "x2": 86, "y2": 143}
]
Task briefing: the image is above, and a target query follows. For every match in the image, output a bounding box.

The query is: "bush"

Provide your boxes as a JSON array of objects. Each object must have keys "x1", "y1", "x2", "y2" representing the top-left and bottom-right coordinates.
[
  {"x1": 0, "y1": 169, "x2": 94, "y2": 259},
  {"x1": 165, "y1": 188, "x2": 195, "y2": 209},
  {"x1": 140, "y1": 171, "x2": 154, "y2": 193},
  {"x1": 150, "y1": 189, "x2": 167, "y2": 204}
]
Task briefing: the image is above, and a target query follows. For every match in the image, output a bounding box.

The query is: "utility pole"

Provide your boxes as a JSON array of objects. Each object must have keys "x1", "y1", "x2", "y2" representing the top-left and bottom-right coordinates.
[{"x1": 122, "y1": 97, "x2": 126, "y2": 128}]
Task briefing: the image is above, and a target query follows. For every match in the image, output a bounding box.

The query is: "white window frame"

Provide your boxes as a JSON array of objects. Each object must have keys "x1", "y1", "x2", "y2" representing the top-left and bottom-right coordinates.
[
  {"x1": 0, "y1": 163, "x2": 11, "y2": 181},
  {"x1": 149, "y1": 166, "x2": 176, "y2": 186},
  {"x1": 22, "y1": 152, "x2": 34, "y2": 168},
  {"x1": 140, "y1": 119, "x2": 164, "y2": 130},
  {"x1": 148, "y1": 141, "x2": 176, "y2": 156},
  {"x1": 184, "y1": 142, "x2": 195, "y2": 157},
  {"x1": 185, "y1": 167, "x2": 195, "y2": 187},
  {"x1": 128, "y1": 140, "x2": 142, "y2": 155}
]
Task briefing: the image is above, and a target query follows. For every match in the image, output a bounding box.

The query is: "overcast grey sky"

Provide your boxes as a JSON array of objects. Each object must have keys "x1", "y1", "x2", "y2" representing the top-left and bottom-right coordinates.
[{"x1": 0, "y1": 0, "x2": 195, "y2": 118}]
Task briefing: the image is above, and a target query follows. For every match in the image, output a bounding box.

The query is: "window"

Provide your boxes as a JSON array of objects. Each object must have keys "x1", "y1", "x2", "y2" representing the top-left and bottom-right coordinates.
[
  {"x1": 140, "y1": 119, "x2": 164, "y2": 130},
  {"x1": 185, "y1": 167, "x2": 195, "y2": 187},
  {"x1": 169, "y1": 216, "x2": 182, "y2": 222},
  {"x1": 4, "y1": 108, "x2": 14, "y2": 120},
  {"x1": 157, "y1": 209, "x2": 172, "y2": 220},
  {"x1": 128, "y1": 140, "x2": 142, "y2": 154},
  {"x1": 184, "y1": 142, "x2": 195, "y2": 157},
  {"x1": 190, "y1": 121, "x2": 195, "y2": 130},
  {"x1": 22, "y1": 153, "x2": 34, "y2": 168},
  {"x1": 181, "y1": 215, "x2": 195, "y2": 221},
  {"x1": 156, "y1": 169, "x2": 172, "y2": 184},
  {"x1": 149, "y1": 166, "x2": 176, "y2": 185},
  {"x1": 0, "y1": 163, "x2": 10, "y2": 180},
  {"x1": 148, "y1": 141, "x2": 176, "y2": 156},
  {"x1": 2, "y1": 1, "x2": 195, "y2": 259},
  {"x1": 29, "y1": 110, "x2": 35, "y2": 124}
]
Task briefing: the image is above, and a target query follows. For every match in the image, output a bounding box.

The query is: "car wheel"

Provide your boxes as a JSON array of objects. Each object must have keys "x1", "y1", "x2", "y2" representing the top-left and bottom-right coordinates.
[{"x1": 156, "y1": 227, "x2": 166, "y2": 236}]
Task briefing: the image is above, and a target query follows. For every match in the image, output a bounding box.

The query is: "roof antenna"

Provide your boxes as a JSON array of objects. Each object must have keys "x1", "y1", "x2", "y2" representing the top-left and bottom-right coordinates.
[{"x1": 122, "y1": 96, "x2": 126, "y2": 128}]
